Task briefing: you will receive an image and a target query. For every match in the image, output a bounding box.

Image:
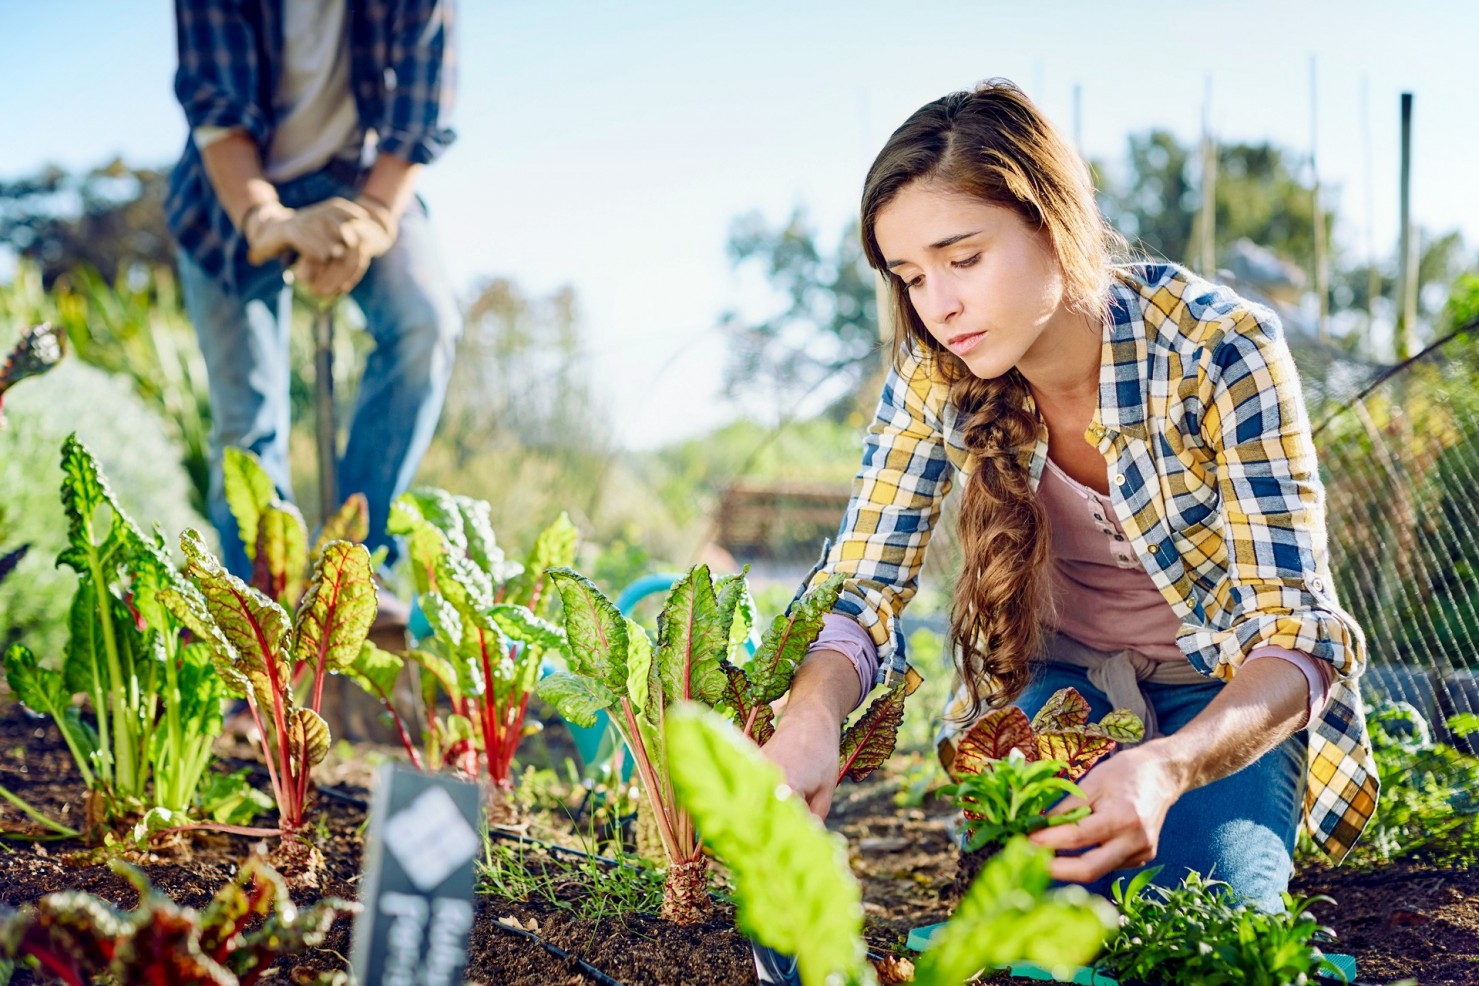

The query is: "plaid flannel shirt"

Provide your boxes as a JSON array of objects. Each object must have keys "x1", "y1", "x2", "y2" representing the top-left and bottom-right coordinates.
[
  {"x1": 166, "y1": 0, "x2": 457, "y2": 287},
  {"x1": 808, "y1": 262, "x2": 1377, "y2": 861}
]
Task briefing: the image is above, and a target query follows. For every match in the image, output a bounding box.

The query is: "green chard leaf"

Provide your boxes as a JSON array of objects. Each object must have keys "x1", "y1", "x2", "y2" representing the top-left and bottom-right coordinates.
[
  {"x1": 489, "y1": 604, "x2": 567, "y2": 656},
  {"x1": 222, "y1": 446, "x2": 277, "y2": 564},
  {"x1": 433, "y1": 550, "x2": 495, "y2": 624},
  {"x1": 654, "y1": 565, "x2": 729, "y2": 708},
  {"x1": 3, "y1": 643, "x2": 70, "y2": 718},
  {"x1": 536, "y1": 672, "x2": 617, "y2": 729},
  {"x1": 666, "y1": 703, "x2": 873, "y2": 986},
  {"x1": 157, "y1": 584, "x2": 252, "y2": 697},
  {"x1": 387, "y1": 496, "x2": 449, "y2": 596},
  {"x1": 837, "y1": 684, "x2": 906, "y2": 783},
  {"x1": 291, "y1": 540, "x2": 376, "y2": 676},
  {"x1": 178, "y1": 528, "x2": 292, "y2": 705},
  {"x1": 548, "y1": 567, "x2": 629, "y2": 691},
  {"x1": 253, "y1": 500, "x2": 309, "y2": 609},
  {"x1": 912, "y1": 837, "x2": 1115, "y2": 986},
  {"x1": 1085, "y1": 708, "x2": 1146, "y2": 744},
  {"x1": 625, "y1": 618, "x2": 657, "y2": 721},
  {"x1": 722, "y1": 664, "x2": 775, "y2": 745},
  {"x1": 312, "y1": 492, "x2": 370, "y2": 560},
  {"x1": 950, "y1": 706, "x2": 1037, "y2": 777},
  {"x1": 288, "y1": 707, "x2": 331, "y2": 766},
  {"x1": 504, "y1": 512, "x2": 577, "y2": 613},
  {"x1": 344, "y1": 642, "x2": 405, "y2": 700},
  {"x1": 715, "y1": 571, "x2": 755, "y2": 664},
  {"x1": 1030, "y1": 687, "x2": 1093, "y2": 734},
  {"x1": 748, "y1": 572, "x2": 847, "y2": 706},
  {"x1": 452, "y1": 494, "x2": 508, "y2": 582},
  {"x1": 56, "y1": 434, "x2": 117, "y2": 574},
  {"x1": 399, "y1": 487, "x2": 467, "y2": 553}
]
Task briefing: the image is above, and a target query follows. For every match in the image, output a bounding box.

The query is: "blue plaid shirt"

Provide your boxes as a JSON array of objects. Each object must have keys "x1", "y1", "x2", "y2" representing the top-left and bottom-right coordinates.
[{"x1": 166, "y1": 0, "x2": 457, "y2": 286}]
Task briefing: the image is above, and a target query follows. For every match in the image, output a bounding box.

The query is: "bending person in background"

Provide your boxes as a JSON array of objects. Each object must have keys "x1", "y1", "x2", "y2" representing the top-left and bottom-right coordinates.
[
  {"x1": 762, "y1": 79, "x2": 1377, "y2": 911},
  {"x1": 166, "y1": 0, "x2": 462, "y2": 638}
]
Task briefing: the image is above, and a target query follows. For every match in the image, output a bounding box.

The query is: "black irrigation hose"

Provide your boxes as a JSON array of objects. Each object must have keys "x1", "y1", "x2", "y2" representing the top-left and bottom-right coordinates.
[
  {"x1": 484, "y1": 825, "x2": 626, "y2": 868},
  {"x1": 488, "y1": 917, "x2": 627, "y2": 986}
]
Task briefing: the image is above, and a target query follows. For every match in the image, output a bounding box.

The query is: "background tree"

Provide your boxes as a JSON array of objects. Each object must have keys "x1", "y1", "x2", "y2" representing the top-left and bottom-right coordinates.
[
  {"x1": 0, "y1": 159, "x2": 173, "y2": 287},
  {"x1": 718, "y1": 209, "x2": 882, "y2": 421}
]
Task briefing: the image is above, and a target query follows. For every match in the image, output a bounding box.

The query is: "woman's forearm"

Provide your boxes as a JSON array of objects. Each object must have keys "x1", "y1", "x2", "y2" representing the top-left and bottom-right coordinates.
[
  {"x1": 779, "y1": 649, "x2": 863, "y2": 732},
  {"x1": 1147, "y1": 656, "x2": 1309, "y2": 796}
]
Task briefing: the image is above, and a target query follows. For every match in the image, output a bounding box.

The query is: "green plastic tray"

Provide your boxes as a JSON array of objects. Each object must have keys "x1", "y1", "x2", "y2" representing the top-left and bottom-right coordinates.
[{"x1": 905, "y1": 922, "x2": 1357, "y2": 983}]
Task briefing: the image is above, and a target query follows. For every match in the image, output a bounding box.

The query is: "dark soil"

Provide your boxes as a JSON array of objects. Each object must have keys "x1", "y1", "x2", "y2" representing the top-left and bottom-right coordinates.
[{"x1": 0, "y1": 702, "x2": 1474, "y2": 985}]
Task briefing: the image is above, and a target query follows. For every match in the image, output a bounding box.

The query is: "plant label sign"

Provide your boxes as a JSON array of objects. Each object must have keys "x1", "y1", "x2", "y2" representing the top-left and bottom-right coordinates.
[{"x1": 351, "y1": 763, "x2": 482, "y2": 986}]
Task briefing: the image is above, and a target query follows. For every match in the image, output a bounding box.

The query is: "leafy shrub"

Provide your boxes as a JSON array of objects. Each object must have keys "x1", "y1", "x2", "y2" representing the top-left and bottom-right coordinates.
[
  {"x1": 1096, "y1": 869, "x2": 1344, "y2": 986},
  {"x1": 0, "y1": 358, "x2": 205, "y2": 663}
]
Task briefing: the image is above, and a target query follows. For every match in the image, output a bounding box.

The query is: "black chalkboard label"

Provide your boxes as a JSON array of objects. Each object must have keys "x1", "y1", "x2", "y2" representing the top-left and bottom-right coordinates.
[{"x1": 350, "y1": 763, "x2": 482, "y2": 985}]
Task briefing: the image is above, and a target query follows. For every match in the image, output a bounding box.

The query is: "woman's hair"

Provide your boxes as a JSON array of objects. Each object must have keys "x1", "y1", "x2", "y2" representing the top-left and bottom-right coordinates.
[{"x1": 859, "y1": 78, "x2": 1122, "y2": 719}]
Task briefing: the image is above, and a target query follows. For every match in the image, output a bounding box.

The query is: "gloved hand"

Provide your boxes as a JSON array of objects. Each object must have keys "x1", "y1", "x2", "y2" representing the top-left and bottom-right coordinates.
[
  {"x1": 242, "y1": 200, "x2": 353, "y2": 267},
  {"x1": 294, "y1": 196, "x2": 399, "y2": 299}
]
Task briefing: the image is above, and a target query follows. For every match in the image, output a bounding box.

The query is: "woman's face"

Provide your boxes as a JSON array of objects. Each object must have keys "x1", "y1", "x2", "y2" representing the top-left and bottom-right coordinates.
[{"x1": 874, "y1": 180, "x2": 1069, "y2": 381}]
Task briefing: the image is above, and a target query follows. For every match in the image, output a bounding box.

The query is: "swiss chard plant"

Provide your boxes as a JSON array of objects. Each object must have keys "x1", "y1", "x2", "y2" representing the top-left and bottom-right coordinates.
[
  {"x1": 0, "y1": 854, "x2": 357, "y2": 986},
  {"x1": 371, "y1": 489, "x2": 575, "y2": 811},
  {"x1": 164, "y1": 528, "x2": 375, "y2": 884},
  {"x1": 1, "y1": 435, "x2": 237, "y2": 838},
  {"x1": 222, "y1": 446, "x2": 377, "y2": 620},
  {"x1": 665, "y1": 702, "x2": 1116, "y2": 986},
  {"x1": 536, "y1": 563, "x2": 911, "y2": 924},
  {"x1": 0, "y1": 321, "x2": 64, "y2": 424},
  {"x1": 1095, "y1": 868, "x2": 1345, "y2": 986}
]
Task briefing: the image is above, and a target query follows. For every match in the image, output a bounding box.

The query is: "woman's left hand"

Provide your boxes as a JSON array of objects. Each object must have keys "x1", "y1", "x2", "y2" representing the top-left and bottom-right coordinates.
[{"x1": 1026, "y1": 742, "x2": 1186, "y2": 884}]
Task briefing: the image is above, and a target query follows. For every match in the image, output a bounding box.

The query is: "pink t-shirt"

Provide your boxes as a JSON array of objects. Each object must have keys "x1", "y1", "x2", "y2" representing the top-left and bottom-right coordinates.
[{"x1": 811, "y1": 456, "x2": 1332, "y2": 721}]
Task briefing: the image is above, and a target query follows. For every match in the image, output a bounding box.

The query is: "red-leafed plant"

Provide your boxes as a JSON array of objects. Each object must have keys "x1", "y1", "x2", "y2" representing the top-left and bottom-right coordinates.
[
  {"x1": 163, "y1": 529, "x2": 376, "y2": 884},
  {"x1": 0, "y1": 854, "x2": 356, "y2": 986},
  {"x1": 941, "y1": 687, "x2": 1144, "y2": 894}
]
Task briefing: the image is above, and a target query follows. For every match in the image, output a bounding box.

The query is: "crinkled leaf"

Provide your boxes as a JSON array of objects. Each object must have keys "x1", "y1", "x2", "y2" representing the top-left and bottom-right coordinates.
[
  {"x1": 838, "y1": 684, "x2": 906, "y2": 783},
  {"x1": 0, "y1": 321, "x2": 64, "y2": 395},
  {"x1": 443, "y1": 713, "x2": 476, "y2": 745},
  {"x1": 625, "y1": 618, "x2": 657, "y2": 723},
  {"x1": 548, "y1": 567, "x2": 628, "y2": 691},
  {"x1": 177, "y1": 528, "x2": 291, "y2": 705},
  {"x1": 1036, "y1": 731, "x2": 1117, "y2": 780},
  {"x1": 417, "y1": 590, "x2": 463, "y2": 650},
  {"x1": 399, "y1": 487, "x2": 466, "y2": 553},
  {"x1": 222, "y1": 446, "x2": 277, "y2": 564},
  {"x1": 504, "y1": 512, "x2": 577, "y2": 614},
  {"x1": 655, "y1": 565, "x2": 729, "y2": 708},
  {"x1": 1030, "y1": 687, "x2": 1092, "y2": 734},
  {"x1": 722, "y1": 664, "x2": 775, "y2": 742},
  {"x1": 291, "y1": 540, "x2": 375, "y2": 675},
  {"x1": 288, "y1": 707, "x2": 331, "y2": 767},
  {"x1": 911, "y1": 837, "x2": 1115, "y2": 986},
  {"x1": 401, "y1": 647, "x2": 461, "y2": 702},
  {"x1": 433, "y1": 550, "x2": 495, "y2": 625},
  {"x1": 56, "y1": 433, "x2": 123, "y2": 576},
  {"x1": 714, "y1": 570, "x2": 754, "y2": 664},
  {"x1": 387, "y1": 495, "x2": 448, "y2": 595},
  {"x1": 158, "y1": 585, "x2": 252, "y2": 698},
  {"x1": 748, "y1": 572, "x2": 846, "y2": 705},
  {"x1": 9, "y1": 889, "x2": 129, "y2": 982},
  {"x1": 311, "y1": 492, "x2": 369, "y2": 561},
  {"x1": 951, "y1": 706, "x2": 1037, "y2": 777},
  {"x1": 1084, "y1": 708, "x2": 1145, "y2": 744},
  {"x1": 3, "y1": 643, "x2": 71, "y2": 717},
  {"x1": 63, "y1": 582, "x2": 107, "y2": 696},
  {"x1": 490, "y1": 604, "x2": 567, "y2": 656},
  {"x1": 253, "y1": 500, "x2": 309, "y2": 609},
  {"x1": 666, "y1": 704, "x2": 872, "y2": 986},
  {"x1": 122, "y1": 528, "x2": 189, "y2": 637},
  {"x1": 343, "y1": 641, "x2": 405, "y2": 699},
  {"x1": 536, "y1": 672, "x2": 616, "y2": 729},
  {"x1": 452, "y1": 494, "x2": 510, "y2": 582}
]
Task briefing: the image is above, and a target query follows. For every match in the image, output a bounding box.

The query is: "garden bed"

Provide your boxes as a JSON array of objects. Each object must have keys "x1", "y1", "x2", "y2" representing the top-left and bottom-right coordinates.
[{"x1": 0, "y1": 702, "x2": 1475, "y2": 985}]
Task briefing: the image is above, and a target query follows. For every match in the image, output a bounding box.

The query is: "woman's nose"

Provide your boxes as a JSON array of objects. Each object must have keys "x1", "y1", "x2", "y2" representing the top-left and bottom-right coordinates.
[{"x1": 918, "y1": 279, "x2": 962, "y2": 325}]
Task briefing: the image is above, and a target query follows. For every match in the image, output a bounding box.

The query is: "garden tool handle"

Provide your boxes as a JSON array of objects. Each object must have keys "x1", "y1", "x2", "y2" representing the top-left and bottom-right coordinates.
[{"x1": 312, "y1": 301, "x2": 338, "y2": 525}]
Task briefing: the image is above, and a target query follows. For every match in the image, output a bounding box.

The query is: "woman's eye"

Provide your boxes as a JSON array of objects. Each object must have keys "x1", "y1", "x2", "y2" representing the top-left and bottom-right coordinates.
[
  {"x1": 903, "y1": 274, "x2": 924, "y2": 289},
  {"x1": 953, "y1": 253, "x2": 980, "y2": 270}
]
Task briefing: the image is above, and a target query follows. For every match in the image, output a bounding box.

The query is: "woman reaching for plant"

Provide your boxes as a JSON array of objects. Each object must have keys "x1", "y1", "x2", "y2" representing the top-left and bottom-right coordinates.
[{"x1": 761, "y1": 79, "x2": 1378, "y2": 913}]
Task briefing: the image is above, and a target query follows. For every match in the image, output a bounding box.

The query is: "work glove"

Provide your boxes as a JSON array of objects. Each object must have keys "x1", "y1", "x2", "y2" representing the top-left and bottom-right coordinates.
[
  {"x1": 294, "y1": 196, "x2": 399, "y2": 299},
  {"x1": 242, "y1": 200, "x2": 354, "y2": 267}
]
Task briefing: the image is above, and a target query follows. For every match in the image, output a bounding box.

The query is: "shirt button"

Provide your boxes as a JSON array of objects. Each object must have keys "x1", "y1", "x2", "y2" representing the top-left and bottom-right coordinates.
[
  {"x1": 1148, "y1": 544, "x2": 1159, "y2": 554},
  {"x1": 1114, "y1": 474, "x2": 1126, "y2": 486},
  {"x1": 1311, "y1": 577, "x2": 1324, "y2": 592}
]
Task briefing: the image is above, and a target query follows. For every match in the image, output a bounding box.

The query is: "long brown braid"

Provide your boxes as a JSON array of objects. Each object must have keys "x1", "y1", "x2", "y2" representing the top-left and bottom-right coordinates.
[{"x1": 860, "y1": 79, "x2": 1121, "y2": 716}]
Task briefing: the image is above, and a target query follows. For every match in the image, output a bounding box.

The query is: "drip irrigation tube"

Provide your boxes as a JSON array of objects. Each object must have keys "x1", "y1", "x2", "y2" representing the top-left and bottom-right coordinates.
[{"x1": 489, "y1": 917, "x2": 627, "y2": 986}]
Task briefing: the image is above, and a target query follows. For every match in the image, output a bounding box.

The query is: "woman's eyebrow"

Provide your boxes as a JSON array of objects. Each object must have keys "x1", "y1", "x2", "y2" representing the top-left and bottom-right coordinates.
[{"x1": 885, "y1": 230, "x2": 983, "y2": 269}]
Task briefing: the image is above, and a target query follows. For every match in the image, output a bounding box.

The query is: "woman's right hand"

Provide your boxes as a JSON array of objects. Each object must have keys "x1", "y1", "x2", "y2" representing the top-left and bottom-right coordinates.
[{"x1": 760, "y1": 699, "x2": 844, "y2": 819}]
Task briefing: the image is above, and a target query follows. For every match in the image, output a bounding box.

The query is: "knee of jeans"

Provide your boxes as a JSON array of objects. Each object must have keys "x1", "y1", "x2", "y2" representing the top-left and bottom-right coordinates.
[
  {"x1": 1204, "y1": 818, "x2": 1294, "y2": 912},
  {"x1": 391, "y1": 297, "x2": 460, "y2": 383}
]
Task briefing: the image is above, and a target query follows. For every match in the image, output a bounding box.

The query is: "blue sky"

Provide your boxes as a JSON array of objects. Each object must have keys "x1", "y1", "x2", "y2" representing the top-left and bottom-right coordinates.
[{"x1": 3, "y1": 1, "x2": 1476, "y2": 447}]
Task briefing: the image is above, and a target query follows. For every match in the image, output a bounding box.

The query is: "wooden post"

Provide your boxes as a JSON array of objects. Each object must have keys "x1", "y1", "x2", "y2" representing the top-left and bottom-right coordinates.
[
  {"x1": 1311, "y1": 57, "x2": 1330, "y2": 341},
  {"x1": 1396, "y1": 92, "x2": 1417, "y2": 359}
]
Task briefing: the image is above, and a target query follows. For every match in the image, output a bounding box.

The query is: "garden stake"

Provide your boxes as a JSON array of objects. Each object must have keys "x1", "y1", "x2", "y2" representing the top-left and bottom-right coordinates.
[{"x1": 312, "y1": 301, "x2": 338, "y2": 524}]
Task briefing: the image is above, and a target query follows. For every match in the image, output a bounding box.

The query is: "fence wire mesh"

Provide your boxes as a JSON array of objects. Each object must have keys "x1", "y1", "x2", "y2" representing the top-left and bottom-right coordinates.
[{"x1": 1304, "y1": 319, "x2": 1479, "y2": 749}]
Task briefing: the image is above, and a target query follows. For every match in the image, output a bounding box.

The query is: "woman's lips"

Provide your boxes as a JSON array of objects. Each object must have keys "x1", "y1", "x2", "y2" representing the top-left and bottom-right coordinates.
[{"x1": 947, "y1": 331, "x2": 986, "y2": 356}]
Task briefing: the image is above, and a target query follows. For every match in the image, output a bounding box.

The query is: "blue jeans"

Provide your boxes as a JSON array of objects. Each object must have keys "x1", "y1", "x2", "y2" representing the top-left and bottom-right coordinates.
[
  {"x1": 1016, "y1": 649, "x2": 1307, "y2": 912},
  {"x1": 177, "y1": 167, "x2": 461, "y2": 581}
]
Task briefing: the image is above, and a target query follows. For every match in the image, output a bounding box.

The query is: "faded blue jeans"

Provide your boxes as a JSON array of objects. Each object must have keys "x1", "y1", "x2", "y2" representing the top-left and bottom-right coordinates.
[
  {"x1": 1016, "y1": 646, "x2": 1307, "y2": 912},
  {"x1": 178, "y1": 165, "x2": 461, "y2": 581}
]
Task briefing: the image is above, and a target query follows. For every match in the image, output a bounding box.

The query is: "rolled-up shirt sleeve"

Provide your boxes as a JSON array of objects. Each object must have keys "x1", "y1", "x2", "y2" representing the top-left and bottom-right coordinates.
[
  {"x1": 1197, "y1": 307, "x2": 1367, "y2": 683},
  {"x1": 808, "y1": 614, "x2": 881, "y2": 709},
  {"x1": 375, "y1": 0, "x2": 458, "y2": 164},
  {"x1": 173, "y1": 0, "x2": 270, "y2": 143}
]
